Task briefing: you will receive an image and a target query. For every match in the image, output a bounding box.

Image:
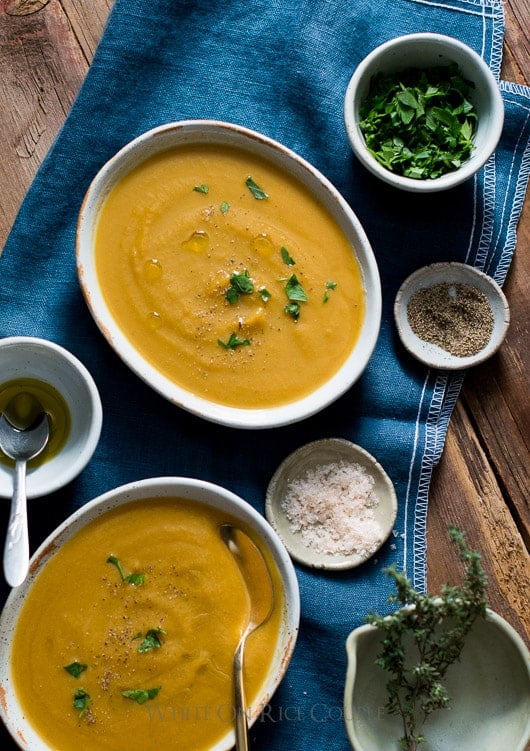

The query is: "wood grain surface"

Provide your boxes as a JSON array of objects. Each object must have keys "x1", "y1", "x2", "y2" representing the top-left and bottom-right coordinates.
[{"x1": 0, "y1": 0, "x2": 528, "y2": 653}]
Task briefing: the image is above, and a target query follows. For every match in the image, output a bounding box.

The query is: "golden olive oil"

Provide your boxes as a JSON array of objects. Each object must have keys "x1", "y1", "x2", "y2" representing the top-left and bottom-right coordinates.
[{"x1": 0, "y1": 378, "x2": 71, "y2": 467}]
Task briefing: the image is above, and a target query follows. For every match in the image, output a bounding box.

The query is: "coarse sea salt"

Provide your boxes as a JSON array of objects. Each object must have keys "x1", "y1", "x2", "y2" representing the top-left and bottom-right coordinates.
[{"x1": 282, "y1": 460, "x2": 384, "y2": 557}]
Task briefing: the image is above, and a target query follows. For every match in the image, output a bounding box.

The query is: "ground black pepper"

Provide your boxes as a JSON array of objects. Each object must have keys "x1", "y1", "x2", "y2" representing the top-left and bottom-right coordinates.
[{"x1": 407, "y1": 281, "x2": 494, "y2": 357}]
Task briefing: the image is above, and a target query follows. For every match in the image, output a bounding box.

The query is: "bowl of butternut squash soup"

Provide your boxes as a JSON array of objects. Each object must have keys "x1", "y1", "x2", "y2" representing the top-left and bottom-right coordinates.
[
  {"x1": 0, "y1": 476, "x2": 300, "y2": 751},
  {"x1": 76, "y1": 120, "x2": 381, "y2": 428}
]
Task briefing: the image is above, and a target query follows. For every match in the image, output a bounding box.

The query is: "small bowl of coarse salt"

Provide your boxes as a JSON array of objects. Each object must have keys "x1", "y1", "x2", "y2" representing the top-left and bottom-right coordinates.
[
  {"x1": 394, "y1": 262, "x2": 510, "y2": 370},
  {"x1": 265, "y1": 438, "x2": 398, "y2": 570}
]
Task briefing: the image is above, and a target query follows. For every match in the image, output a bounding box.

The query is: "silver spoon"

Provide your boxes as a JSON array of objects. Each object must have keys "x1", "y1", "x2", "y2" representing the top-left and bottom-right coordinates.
[
  {"x1": 0, "y1": 395, "x2": 50, "y2": 587},
  {"x1": 220, "y1": 523, "x2": 274, "y2": 751}
]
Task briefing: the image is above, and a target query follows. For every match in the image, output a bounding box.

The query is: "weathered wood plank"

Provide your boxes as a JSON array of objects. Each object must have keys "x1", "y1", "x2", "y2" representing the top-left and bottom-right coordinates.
[
  {"x1": 428, "y1": 400, "x2": 530, "y2": 644},
  {"x1": 503, "y1": 0, "x2": 530, "y2": 84},
  {"x1": 0, "y1": 1, "x2": 90, "y2": 248},
  {"x1": 59, "y1": 0, "x2": 113, "y2": 61}
]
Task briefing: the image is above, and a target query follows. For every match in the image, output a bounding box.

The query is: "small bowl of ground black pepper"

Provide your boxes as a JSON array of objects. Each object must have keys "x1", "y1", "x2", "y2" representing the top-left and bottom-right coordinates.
[
  {"x1": 344, "y1": 33, "x2": 504, "y2": 192},
  {"x1": 394, "y1": 262, "x2": 510, "y2": 370},
  {"x1": 265, "y1": 438, "x2": 398, "y2": 570}
]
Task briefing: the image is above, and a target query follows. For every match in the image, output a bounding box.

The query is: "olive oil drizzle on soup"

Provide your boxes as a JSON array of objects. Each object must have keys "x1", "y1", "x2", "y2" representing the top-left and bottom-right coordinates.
[
  {"x1": 10, "y1": 499, "x2": 283, "y2": 751},
  {"x1": 94, "y1": 144, "x2": 365, "y2": 408}
]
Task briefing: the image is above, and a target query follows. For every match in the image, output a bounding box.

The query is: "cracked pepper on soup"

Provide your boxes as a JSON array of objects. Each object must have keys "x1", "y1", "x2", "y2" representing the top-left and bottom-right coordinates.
[
  {"x1": 10, "y1": 498, "x2": 283, "y2": 751},
  {"x1": 93, "y1": 143, "x2": 365, "y2": 408}
]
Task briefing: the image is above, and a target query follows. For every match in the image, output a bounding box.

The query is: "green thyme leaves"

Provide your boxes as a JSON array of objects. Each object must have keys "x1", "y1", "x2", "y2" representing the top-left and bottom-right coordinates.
[
  {"x1": 245, "y1": 176, "x2": 269, "y2": 200},
  {"x1": 122, "y1": 687, "x2": 161, "y2": 705},
  {"x1": 359, "y1": 63, "x2": 477, "y2": 179},
  {"x1": 367, "y1": 526, "x2": 487, "y2": 750},
  {"x1": 107, "y1": 555, "x2": 145, "y2": 586}
]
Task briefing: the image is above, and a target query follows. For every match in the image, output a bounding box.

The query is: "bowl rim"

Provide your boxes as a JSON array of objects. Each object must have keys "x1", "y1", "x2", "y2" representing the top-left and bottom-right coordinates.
[
  {"x1": 0, "y1": 475, "x2": 301, "y2": 751},
  {"x1": 0, "y1": 336, "x2": 103, "y2": 498},
  {"x1": 344, "y1": 32, "x2": 505, "y2": 192},
  {"x1": 76, "y1": 119, "x2": 381, "y2": 429},
  {"x1": 344, "y1": 607, "x2": 530, "y2": 751}
]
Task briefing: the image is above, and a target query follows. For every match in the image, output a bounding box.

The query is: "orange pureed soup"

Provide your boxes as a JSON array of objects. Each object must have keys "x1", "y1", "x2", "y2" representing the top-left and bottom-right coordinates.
[
  {"x1": 94, "y1": 143, "x2": 365, "y2": 408},
  {"x1": 10, "y1": 499, "x2": 284, "y2": 751}
]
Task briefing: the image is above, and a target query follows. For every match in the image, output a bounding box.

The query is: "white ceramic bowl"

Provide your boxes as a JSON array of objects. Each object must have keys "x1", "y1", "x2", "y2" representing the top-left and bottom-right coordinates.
[
  {"x1": 0, "y1": 337, "x2": 102, "y2": 498},
  {"x1": 0, "y1": 476, "x2": 300, "y2": 751},
  {"x1": 394, "y1": 262, "x2": 510, "y2": 369},
  {"x1": 265, "y1": 438, "x2": 397, "y2": 570},
  {"x1": 76, "y1": 120, "x2": 381, "y2": 429},
  {"x1": 344, "y1": 33, "x2": 504, "y2": 192},
  {"x1": 344, "y1": 609, "x2": 530, "y2": 751}
]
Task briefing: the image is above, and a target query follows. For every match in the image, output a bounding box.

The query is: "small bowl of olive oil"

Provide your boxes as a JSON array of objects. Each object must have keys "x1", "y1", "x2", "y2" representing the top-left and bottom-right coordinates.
[{"x1": 0, "y1": 337, "x2": 102, "y2": 498}]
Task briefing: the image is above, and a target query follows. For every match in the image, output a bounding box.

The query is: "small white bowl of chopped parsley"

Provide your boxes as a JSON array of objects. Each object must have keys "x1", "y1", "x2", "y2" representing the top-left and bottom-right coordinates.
[{"x1": 344, "y1": 33, "x2": 504, "y2": 192}]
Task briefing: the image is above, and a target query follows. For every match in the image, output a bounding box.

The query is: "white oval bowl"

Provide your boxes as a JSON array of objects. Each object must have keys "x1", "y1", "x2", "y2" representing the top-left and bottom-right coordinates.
[
  {"x1": 0, "y1": 337, "x2": 102, "y2": 499},
  {"x1": 0, "y1": 476, "x2": 300, "y2": 751},
  {"x1": 76, "y1": 120, "x2": 381, "y2": 429},
  {"x1": 344, "y1": 609, "x2": 530, "y2": 751},
  {"x1": 344, "y1": 33, "x2": 504, "y2": 192}
]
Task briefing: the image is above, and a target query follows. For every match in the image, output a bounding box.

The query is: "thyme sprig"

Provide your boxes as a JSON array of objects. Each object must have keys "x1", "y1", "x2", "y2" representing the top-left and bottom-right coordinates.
[{"x1": 367, "y1": 526, "x2": 487, "y2": 751}]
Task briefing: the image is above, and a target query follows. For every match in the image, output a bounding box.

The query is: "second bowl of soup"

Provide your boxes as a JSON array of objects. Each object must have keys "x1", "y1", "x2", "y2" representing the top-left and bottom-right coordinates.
[
  {"x1": 0, "y1": 476, "x2": 300, "y2": 751},
  {"x1": 76, "y1": 120, "x2": 381, "y2": 428}
]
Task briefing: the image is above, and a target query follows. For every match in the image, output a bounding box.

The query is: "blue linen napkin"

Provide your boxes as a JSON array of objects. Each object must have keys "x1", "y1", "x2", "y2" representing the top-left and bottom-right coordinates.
[{"x1": 0, "y1": 1, "x2": 529, "y2": 749}]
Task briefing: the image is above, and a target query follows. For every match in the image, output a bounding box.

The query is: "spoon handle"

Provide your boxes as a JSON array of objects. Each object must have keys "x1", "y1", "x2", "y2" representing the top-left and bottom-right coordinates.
[
  {"x1": 3, "y1": 459, "x2": 29, "y2": 587},
  {"x1": 233, "y1": 637, "x2": 250, "y2": 751}
]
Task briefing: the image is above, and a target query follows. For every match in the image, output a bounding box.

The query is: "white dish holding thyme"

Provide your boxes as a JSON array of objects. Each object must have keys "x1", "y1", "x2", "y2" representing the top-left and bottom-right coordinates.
[
  {"x1": 343, "y1": 529, "x2": 530, "y2": 751},
  {"x1": 344, "y1": 33, "x2": 504, "y2": 192},
  {"x1": 394, "y1": 262, "x2": 510, "y2": 370},
  {"x1": 345, "y1": 609, "x2": 530, "y2": 751}
]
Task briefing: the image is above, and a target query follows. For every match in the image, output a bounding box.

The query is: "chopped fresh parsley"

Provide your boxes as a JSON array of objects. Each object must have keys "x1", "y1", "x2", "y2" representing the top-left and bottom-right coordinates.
[
  {"x1": 220, "y1": 201, "x2": 230, "y2": 215},
  {"x1": 193, "y1": 184, "x2": 209, "y2": 194},
  {"x1": 245, "y1": 176, "x2": 269, "y2": 200},
  {"x1": 218, "y1": 332, "x2": 251, "y2": 350},
  {"x1": 281, "y1": 246, "x2": 296, "y2": 266},
  {"x1": 359, "y1": 63, "x2": 477, "y2": 179},
  {"x1": 122, "y1": 687, "x2": 161, "y2": 705},
  {"x1": 64, "y1": 661, "x2": 88, "y2": 679},
  {"x1": 284, "y1": 274, "x2": 308, "y2": 303},
  {"x1": 259, "y1": 287, "x2": 272, "y2": 303},
  {"x1": 225, "y1": 269, "x2": 254, "y2": 304},
  {"x1": 323, "y1": 280, "x2": 337, "y2": 302},
  {"x1": 283, "y1": 274, "x2": 307, "y2": 321},
  {"x1": 135, "y1": 627, "x2": 167, "y2": 653},
  {"x1": 284, "y1": 302, "x2": 301, "y2": 321},
  {"x1": 106, "y1": 555, "x2": 145, "y2": 586},
  {"x1": 73, "y1": 688, "x2": 91, "y2": 717}
]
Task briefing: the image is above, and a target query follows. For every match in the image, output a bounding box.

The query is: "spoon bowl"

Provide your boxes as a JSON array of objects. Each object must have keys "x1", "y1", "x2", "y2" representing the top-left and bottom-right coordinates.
[
  {"x1": 0, "y1": 403, "x2": 50, "y2": 587},
  {"x1": 221, "y1": 523, "x2": 275, "y2": 751}
]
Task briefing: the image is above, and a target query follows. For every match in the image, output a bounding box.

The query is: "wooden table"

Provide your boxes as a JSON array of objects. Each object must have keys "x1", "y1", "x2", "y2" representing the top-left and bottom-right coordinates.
[{"x1": 1, "y1": 0, "x2": 528, "y2": 653}]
